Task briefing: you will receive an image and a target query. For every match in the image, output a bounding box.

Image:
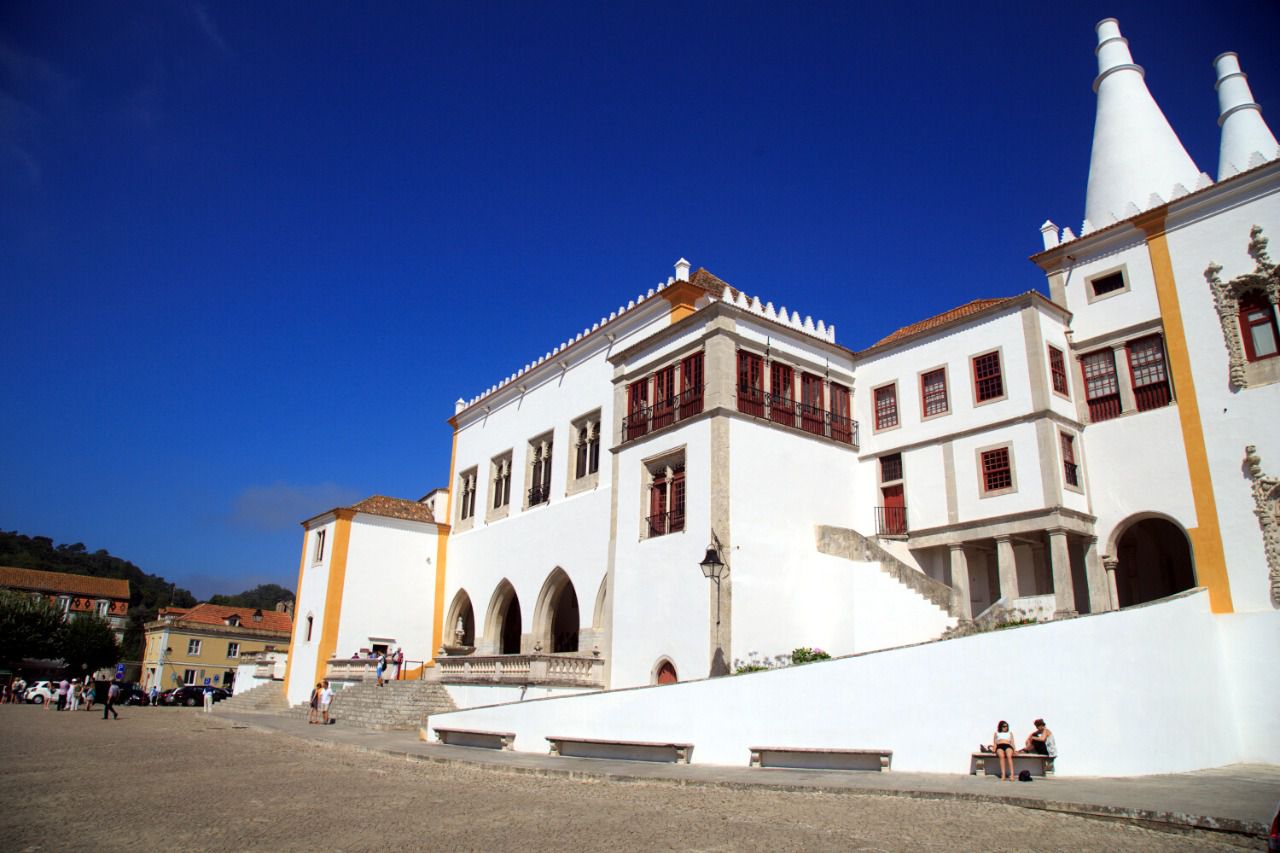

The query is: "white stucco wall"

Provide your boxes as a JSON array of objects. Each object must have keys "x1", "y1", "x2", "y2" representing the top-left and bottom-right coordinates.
[
  {"x1": 428, "y1": 591, "x2": 1278, "y2": 776},
  {"x1": 286, "y1": 518, "x2": 335, "y2": 706},
  {"x1": 1059, "y1": 232, "x2": 1163, "y2": 345}
]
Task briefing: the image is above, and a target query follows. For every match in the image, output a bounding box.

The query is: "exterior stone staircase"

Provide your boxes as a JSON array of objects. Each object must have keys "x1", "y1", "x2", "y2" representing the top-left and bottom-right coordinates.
[
  {"x1": 286, "y1": 680, "x2": 457, "y2": 731},
  {"x1": 219, "y1": 680, "x2": 289, "y2": 713},
  {"x1": 816, "y1": 524, "x2": 957, "y2": 616}
]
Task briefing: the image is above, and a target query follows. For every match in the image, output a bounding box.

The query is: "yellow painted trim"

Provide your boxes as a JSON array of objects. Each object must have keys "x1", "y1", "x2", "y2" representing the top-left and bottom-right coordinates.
[
  {"x1": 661, "y1": 281, "x2": 704, "y2": 324},
  {"x1": 430, "y1": 431, "x2": 459, "y2": 664},
  {"x1": 281, "y1": 528, "x2": 310, "y2": 696},
  {"x1": 313, "y1": 511, "x2": 355, "y2": 686},
  {"x1": 1139, "y1": 214, "x2": 1233, "y2": 613}
]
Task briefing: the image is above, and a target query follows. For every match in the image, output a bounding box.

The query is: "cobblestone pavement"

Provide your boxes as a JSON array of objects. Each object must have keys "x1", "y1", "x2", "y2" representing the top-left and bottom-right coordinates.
[{"x1": 0, "y1": 705, "x2": 1254, "y2": 852}]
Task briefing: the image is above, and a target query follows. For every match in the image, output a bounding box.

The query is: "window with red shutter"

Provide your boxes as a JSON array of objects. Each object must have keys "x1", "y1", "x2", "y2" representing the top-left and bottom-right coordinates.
[
  {"x1": 1238, "y1": 290, "x2": 1279, "y2": 362},
  {"x1": 874, "y1": 384, "x2": 898, "y2": 430},
  {"x1": 981, "y1": 447, "x2": 1013, "y2": 493},
  {"x1": 920, "y1": 368, "x2": 948, "y2": 417},
  {"x1": 1081, "y1": 349, "x2": 1121, "y2": 421},
  {"x1": 1127, "y1": 335, "x2": 1171, "y2": 411},
  {"x1": 1048, "y1": 346, "x2": 1069, "y2": 396},
  {"x1": 737, "y1": 351, "x2": 764, "y2": 416},
  {"x1": 972, "y1": 352, "x2": 1004, "y2": 402}
]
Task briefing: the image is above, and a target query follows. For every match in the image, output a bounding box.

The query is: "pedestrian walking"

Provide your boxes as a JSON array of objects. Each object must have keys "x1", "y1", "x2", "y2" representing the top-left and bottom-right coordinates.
[
  {"x1": 393, "y1": 647, "x2": 404, "y2": 681},
  {"x1": 56, "y1": 678, "x2": 70, "y2": 711},
  {"x1": 84, "y1": 681, "x2": 96, "y2": 712},
  {"x1": 319, "y1": 680, "x2": 334, "y2": 724},
  {"x1": 67, "y1": 682, "x2": 80, "y2": 711},
  {"x1": 102, "y1": 682, "x2": 119, "y2": 720},
  {"x1": 203, "y1": 685, "x2": 214, "y2": 713},
  {"x1": 308, "y1": 683, "x2": 321, "y2": 724},
  {"x1": 375, "y1": 654, "x2": 385, "y2": 687},
  {"x1": 149, "y1": 685, "x2": 159, "y2": 706}
]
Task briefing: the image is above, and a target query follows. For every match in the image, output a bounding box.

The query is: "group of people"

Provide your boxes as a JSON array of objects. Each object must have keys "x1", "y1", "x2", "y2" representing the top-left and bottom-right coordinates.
[
  {"x1": 1, "y1": 678, "x2": 27, "y2": 703},
  {"x1": 348, "y1": 647, "x2": 404, "y2": 686},
  {"x1": 985, "y1": 718, "x2": 1057, "y2": 781},
  {"x1": 308, "y1": 680, "x2": 334, "y2": 724}
]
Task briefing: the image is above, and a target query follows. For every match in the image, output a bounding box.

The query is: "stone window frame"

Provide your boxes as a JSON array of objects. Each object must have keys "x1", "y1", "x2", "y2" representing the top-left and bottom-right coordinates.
[
  {"x1": 918, "y1": 364, "x2": 951, "y2": 421},
  {"x1": 970, "y1": 347, "x2": 1008, "y2": 407},
  {"x1": 524, "y1": 431, "x2": 555, "y2": 510},
  {"x1": 1059, "y1": 429, "x2": 1084, "y2": 494},
  {"x1": 975, "y1": 440, "x2": 1018, "y2": 499},
  {"x1": 1205, "y1": 225, "x2": 1280, "y2": 389},
  {"x1": 872, "y1": 380, "x2": 900, "y2": 433},
  {"x1": 486, "y1": 450, "x2": 513, "y2": 523},
  {"x1": 456, "y1": 466, "x2": 478, "y2": 530},
  {"x1": 312, "y1": 529, "x2": 326, "y2": 564},
  {"x1": 640, "y1": 445, "x2": 687, "y2": 541},
  {"x1": 567, "y1": 409, "x2": 602, "y2": 497},
  {"x1": 1047, "y1": 344, "x2": 1071, "y2": 400},
  {"x1": 1085, "y1": 264, "x2": 1131, "y2": 304}
]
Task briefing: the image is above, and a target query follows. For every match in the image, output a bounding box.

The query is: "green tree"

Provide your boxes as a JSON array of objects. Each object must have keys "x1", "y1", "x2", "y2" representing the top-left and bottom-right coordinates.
[
  {"x1": 0, "y1": 589, "x2": 64, "y2": 666},
  {"x1": 208, "y1": 583, "x2": 294, "y2": 610},
  {"x1": 57, "y1": 615, "x2": 121, "y2": 675}
]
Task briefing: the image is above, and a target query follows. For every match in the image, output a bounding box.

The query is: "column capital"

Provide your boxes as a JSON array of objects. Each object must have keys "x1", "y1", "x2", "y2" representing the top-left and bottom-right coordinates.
[
  {"x1": 1103, "y1": 556, "x2": 1119, "y2": 570},
  {"x1": 947, "y1": 542, "x2": 967, "y2": 553},
  {"x1": 993, "y1": 533, "x2": 1013, "y2": 544}
]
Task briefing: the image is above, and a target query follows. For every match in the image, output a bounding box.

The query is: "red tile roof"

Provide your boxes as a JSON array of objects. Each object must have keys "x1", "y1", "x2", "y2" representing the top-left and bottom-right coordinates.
[
  {"x1": 350, "y1": 495, "x2": 435, "y2": 524},
  {"x1": 0, "y1": 566, "x2": 130, "y2": 600},
  {"x1": 689, "y1": 267, "x2": 737, "y2": 298},
  {"x1": 169, "y1": 603, "x2": 292, "y2": 635},
  {"x1": 872, "y1": 297, "x2": 1016, "y2": 348}
]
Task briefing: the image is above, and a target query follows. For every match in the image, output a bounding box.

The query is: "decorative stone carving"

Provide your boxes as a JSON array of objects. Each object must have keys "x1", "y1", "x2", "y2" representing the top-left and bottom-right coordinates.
[
  {"x1": 1244, "y1": 446, "x2": 1280, "y2": 607},
  {"x1": 1205, "y1": 226, "x2": 1280, "y2": 388}
]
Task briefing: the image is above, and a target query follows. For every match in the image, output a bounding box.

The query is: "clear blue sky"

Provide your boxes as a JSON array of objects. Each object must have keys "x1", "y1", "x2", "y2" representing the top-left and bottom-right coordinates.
[{"x1": 2, "y1": 1, "x2": 1277, "y2": 597}]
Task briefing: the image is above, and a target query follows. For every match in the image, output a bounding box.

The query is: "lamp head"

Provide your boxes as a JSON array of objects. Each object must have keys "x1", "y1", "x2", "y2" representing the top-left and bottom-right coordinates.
[{"x1": 700, "y1": 545, "x2": 724, "y2": 579}]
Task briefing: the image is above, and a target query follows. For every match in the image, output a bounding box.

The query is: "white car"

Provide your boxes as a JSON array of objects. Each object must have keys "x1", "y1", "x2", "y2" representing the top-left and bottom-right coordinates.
[{"x1": 24, "y1": 681, "x2": 55, "y2": 704}]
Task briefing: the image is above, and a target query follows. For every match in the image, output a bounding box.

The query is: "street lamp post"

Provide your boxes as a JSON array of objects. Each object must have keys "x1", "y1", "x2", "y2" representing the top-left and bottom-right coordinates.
[{"x1": 699, "y1": 544, "x2": 725, "y2": 626}]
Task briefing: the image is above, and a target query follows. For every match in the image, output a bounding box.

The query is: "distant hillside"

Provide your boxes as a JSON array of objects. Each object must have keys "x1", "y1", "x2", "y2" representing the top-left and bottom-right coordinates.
[{"x1": 0, "y1": 530, "x2": 291, "y2": 661}]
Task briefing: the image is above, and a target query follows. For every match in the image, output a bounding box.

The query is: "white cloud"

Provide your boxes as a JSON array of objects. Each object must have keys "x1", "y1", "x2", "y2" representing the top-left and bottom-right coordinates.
[{"x1": 230, "y1": 481, "x2": 361, "y2": 531}]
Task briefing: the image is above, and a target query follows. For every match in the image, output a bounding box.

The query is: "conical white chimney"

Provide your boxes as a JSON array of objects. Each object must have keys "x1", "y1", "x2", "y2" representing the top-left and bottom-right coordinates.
[
  {"x1": 1214, "y1": 52, "x2": 1279, "y2": 180},
  {"x1": 1083, "y1": 19, "x2": 1201, "y2": 227}
]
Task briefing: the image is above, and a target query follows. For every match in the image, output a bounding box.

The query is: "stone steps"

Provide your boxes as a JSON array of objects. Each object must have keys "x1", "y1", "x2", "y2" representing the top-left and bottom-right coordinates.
[
  {"x1": 220, "y1": 680, "x2": 288, "y2": 712},
  {"x1": 287, "y1": 680, "x2": 457, "y2": 731}
]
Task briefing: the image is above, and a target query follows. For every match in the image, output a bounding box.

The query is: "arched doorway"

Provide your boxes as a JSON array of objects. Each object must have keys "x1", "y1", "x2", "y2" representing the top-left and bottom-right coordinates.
[
  {"x1": 484, "y1": 580, "x2": 524, "y2": 655},
  {"x1": 533, "y1": 568, "x2": 581, "y2": 654},
  {"x1": 1114, "y1": 517, "x2": 1196, "y2": 607},
  {"x1": 655, "y1": 660, "x2": 678, "y2": 684},
  {"x1": 500, "y1": 596, "x2": 522, "y2": 654},
  {"x1": 446, "y1": 590, "x2": 475, "y2": 648}
]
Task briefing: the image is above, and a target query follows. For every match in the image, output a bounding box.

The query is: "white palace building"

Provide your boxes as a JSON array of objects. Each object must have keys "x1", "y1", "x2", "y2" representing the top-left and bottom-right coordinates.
[{"x1": 282, "y1": 20, "x2": 1280, "y2": 775}]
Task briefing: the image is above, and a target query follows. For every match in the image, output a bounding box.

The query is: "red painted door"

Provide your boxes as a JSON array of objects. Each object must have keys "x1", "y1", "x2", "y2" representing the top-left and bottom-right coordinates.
[
  {"x1": 656, "y1": 662, "x2": 678, "y2": 684},
  {"x1": 881, "y1": 485, "x2": 905, "y2": 535}
]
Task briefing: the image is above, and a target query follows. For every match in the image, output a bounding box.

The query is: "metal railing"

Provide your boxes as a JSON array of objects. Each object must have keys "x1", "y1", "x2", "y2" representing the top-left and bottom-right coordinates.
[
  {"x1": 738, "y1": 391, "x2": 860, "y2": 449},
  {"x1": 527, "y1": 484, "x2": 550, "y2": 506},
  {"x1": 646, "y1": 510, "x2": 686, "y2": 538},
  {"x1": 875, "y1": 506, "x2": 908, "y2": 536},
  {"x1": 622, "y1": 387, "x2": 704, "y2": 443},
  {"x1": 1063, "y1": 462, "x2": 1079, "y2": 488}
]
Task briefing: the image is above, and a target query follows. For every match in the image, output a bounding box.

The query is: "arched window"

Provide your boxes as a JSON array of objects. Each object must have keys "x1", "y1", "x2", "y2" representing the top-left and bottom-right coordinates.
[
  {"x1": 305, "y1": 615, "x2": 314, "y2": 642},
  {"x1": 1239, "y1": 290, "x2": 1279, "y2": 362}
]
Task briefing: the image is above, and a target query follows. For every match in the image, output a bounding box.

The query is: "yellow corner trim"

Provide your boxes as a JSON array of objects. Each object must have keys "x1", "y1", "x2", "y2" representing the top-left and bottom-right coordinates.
[
  {"x1": 281, "y1": 527, "x2": 310, "y2": 695},
  {"x1": 313, "y1": 512, "x2": 354, "y2": 686},
  {"x1": 1139, "y1": 213, "x2": 1233, "y2": 613},
  {"x1": 430, "y1": 430, "x2": 459, "y2": 664}
]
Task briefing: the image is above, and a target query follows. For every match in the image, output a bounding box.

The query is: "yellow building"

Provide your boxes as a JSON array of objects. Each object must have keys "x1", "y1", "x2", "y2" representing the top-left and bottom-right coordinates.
[{"x1": 141, "y1": 603, "x2": 292, "y2": 693}]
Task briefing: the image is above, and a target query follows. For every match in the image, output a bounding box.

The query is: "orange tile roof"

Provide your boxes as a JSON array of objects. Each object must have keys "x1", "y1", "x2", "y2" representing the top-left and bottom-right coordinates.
[
  {"x1": 872, "y1": 297, "x2": 1016, "y2": 348},
  {"x1": 0, "y1": 566, "x2": 130, "y2": 600},
  {"x1": 689, "y1": 267, "x2": 737, "y2": 298},
  {"x1": 350, "y1": 495, "x2": 435, "y2": 524},
  {"x1": 169, "y1": 603, "x2": 292, "y2": 635}
]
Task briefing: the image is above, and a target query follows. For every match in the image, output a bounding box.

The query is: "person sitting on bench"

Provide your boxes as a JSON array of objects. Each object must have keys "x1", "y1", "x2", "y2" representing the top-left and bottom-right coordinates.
[{"x1": 1022, "y1": 719, "x2": 1056, "y2": 757}]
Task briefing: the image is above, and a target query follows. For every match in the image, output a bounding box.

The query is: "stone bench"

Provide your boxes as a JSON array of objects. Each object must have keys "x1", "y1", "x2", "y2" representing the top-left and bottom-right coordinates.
[
  {"x1": 971, "y1": 751, "x2": 1055, "y2": 777},
  {"x1": 430, "y1": 726, "x2": 516, "y2": 751},
  {"x1": 546, "y1": 736, "x2": 692, "y2": 764},
  {"x1": 749, "y1": 746, "x2": 892, "y2": 772}
]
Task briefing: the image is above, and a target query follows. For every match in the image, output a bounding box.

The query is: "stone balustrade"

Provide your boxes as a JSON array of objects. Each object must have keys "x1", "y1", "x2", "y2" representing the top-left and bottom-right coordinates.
[{"x1": 433, "y1": 653, "x2": 605, "y2": 688}]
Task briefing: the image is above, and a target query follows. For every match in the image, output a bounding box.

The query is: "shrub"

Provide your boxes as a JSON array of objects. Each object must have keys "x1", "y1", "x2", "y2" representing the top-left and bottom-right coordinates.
[{"x1": 789, "y1": 647, "x2": 831, "y2": 665}]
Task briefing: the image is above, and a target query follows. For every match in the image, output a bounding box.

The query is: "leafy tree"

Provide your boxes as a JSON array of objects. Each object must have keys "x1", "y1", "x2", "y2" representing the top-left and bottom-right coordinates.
[
  {"x1": 208, "y1": 583, "x2": 294, "y2": 610},
  {"x1": 57, "y1": 614, "x2": 121, "y2": 675},
  {"x1": 0, "y1": 589, "x2": 64, "y2": 666}
]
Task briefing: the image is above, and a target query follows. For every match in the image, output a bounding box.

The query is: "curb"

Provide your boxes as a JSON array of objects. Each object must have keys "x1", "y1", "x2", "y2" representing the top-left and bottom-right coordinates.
[{"x1": 223, "y1": 715, "x2": 1268, "y2": 840}]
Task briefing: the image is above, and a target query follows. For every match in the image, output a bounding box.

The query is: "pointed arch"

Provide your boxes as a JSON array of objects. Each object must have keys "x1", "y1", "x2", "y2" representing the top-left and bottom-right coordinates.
[
  {"x1": 652, "y1": 657, "x2": 678, "y2": 685},
  {"x1": 592, "y1": 575, "x2": 608, "y2": 631},
  {"x1": 533, "y1": 567, "x2": 580, "y2": 653},
  {"x1": 483, "y1": 579, "x2": 523, "y2": 655},
  {"x1": 445, "y1": 588, "x2": 475, "y2": 648}
]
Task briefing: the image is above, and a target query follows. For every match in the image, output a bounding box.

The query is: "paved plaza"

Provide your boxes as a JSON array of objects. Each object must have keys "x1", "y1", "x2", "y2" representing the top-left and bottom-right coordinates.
[{"x1": 1, "y1": 704, "x2": 1270, "y2": 851}]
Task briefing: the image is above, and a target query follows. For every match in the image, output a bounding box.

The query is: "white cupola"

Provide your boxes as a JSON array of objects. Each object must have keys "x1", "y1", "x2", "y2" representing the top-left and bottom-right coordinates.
[
  {"x1": 1214, "y1": 52, "x2": 1279, "y2": 180},
  {"x1": 1083, "y1": 18, "x2": 1202, "y2": 230}
]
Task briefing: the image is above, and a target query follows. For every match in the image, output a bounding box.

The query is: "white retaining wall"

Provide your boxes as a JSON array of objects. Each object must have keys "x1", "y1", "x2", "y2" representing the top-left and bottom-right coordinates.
[{"x1": 426, "y1": 590, "x2": 1279, "y2": 776}]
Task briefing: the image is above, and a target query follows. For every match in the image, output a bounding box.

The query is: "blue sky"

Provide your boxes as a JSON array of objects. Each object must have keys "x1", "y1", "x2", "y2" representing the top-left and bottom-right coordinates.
[{"x1": 2, "y1": 1, "x2": 1277, "y2": 598}]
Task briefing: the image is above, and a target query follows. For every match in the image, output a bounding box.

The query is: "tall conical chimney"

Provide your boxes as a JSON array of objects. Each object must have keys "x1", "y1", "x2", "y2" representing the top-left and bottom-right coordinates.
[
  {"x1": 1083, "y1": 19, "x2": 1201, "y2": 229},
  {"x1": 1214, "y1": 52, "x2": 1279, "y2": 180}
]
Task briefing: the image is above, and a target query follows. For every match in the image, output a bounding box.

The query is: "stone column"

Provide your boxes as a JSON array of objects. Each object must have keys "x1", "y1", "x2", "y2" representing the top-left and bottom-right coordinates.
[
  {"x1": 1083, "y1": 537, "x2": 1112, "y2": 612},
  {"x1": 994, "y1": 535, "x2": 1019, "y2": 603},
  {"x1": 1113, "y1": 344, "x2": 1137, "y2": 414},
  {"x1": 1103, "y1": 557, "x2": 1121, "y2": 611},
  {"x1": 948, "y1": 544, "x2": 973, "y2": 622},
  {"x1": 1048, "y1": 528, "x2": 1077, "y2": 616}
]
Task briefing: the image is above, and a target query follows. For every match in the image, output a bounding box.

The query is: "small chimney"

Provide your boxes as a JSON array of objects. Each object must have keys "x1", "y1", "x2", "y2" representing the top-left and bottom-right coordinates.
[
  {"x1": 674, "y1": 258, "x2": 691, "y2": 282},
  {"x1": 1040, "y1": 220, "x2": 1059, "y2": 250},
  {"x1": 1214, "y1": 52, "x2": 1279, "y2": 179}
]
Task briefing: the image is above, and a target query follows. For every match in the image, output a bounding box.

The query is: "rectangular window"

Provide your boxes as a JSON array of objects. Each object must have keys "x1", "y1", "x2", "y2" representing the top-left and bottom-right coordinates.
[
  {"x1": 1127, "y1": 335, "x2": 1172, "y2": 411},
  {"x1": 874, "y1": 384, "x2": 898, "y2": 430},
  {"x1": 226, "y1": 642, "x2": 240, "y2": 658},
  {"x1": 1048, "y1": 346, "x2": 1069, "y2": 396},
  {"x1": 800, "y1": 373, "x2": 824, "y2": 435},
  {"x1": 737, "y1": 351, "x2": 764, "y2": 417},
  {"x1": 313, "y1": 529, "x2": 326, "y2": 563},
  {"x1": 880, "y1": 453, "x2": 903, "y2": 483},
  {"x1": 652, "y1": 365, "x2": 676, "y2": 430},
  {"x1": 920, "y1": 368, "x2": 948, "y2": 417},
  {"x1": 1091, "y1": 271, "x2": 1125, "y2": 297},
  {"x1": 980, "y1": 447, "x2": 1013, "y2": 494},
  {"x1": 491, "y1": 453, "x2": 512, "y2": 510},
  {"x1": 646, "y1": 458, "x2": 686, "y2": 538},
  {"x1": 1060, "y1": 432, "x2": 1080, "y2": 488},
  {"x1": 770, "y1": 363, "x2": 795, "y2": 426},
  {"x1": 183, "y1": 669, "x2": 197, "y2": 686},
  {"x1": 528, "y1": 439, "x2": 552, "y2": 506},
  {"x1": 680, "y1": 352, "x2": 704, "y2": 417},
  {"x1": 571, "y1": 413, "x2": 600, "y2": 483},
  {"x1": 187, "y1": 639, "x2": 202, "y2": 656},
  {"x1": 458, "y1": 469, "x2": 477, "y2": 520},
  {"x1": 626, "y1": 378, "x2": 650, "y2": 440},
  {"x1": 96, "y1": 600, "x2": 109, "y2": 617},
  {"x1": 1240, "y1": 292, "x2": 1280, "y2": 361},
  {"x1": 972, "y1": 351, "x2": 1004, "y2": 403},
  {"x1": 829, "y1": 383, "x2": 853, "y2": 444},
  {"x1": 1081, "y1": 349, "x2": 1122, "y2": 422}
]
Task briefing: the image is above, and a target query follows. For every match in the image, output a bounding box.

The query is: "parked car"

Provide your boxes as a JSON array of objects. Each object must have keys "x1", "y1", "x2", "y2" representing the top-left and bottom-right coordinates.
[
  {"x1": 162, "y1": 685, "x2": 230, "y2": 707},
  {"x1": 24, "y1": 681, "x2": 55, "y2": 705},
  {"x1": 118, "y1": 684, "x2": 150, "y2": 706}
]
